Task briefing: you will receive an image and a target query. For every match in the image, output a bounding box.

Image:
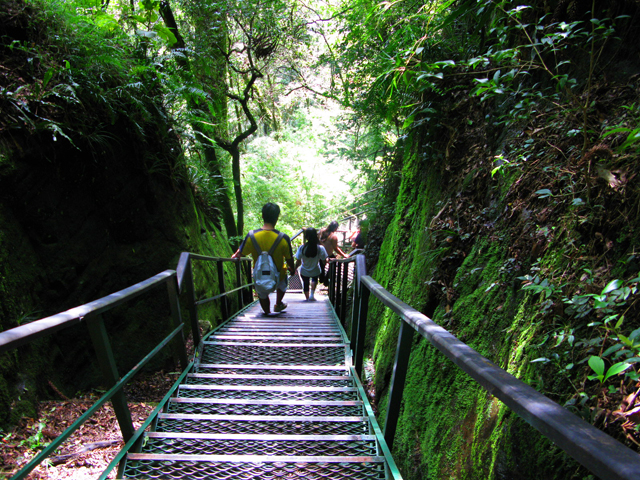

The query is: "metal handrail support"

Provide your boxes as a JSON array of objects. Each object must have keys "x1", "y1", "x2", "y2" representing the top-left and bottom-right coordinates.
[
  {"x1": 167, "y1": 277, "x2": 188, "y2": 370},
  {"x1": 1, "y1": 252, "x2": 254, "y2": 478},
  {"x1": 384, "y1": 321, "x2": 414, "y2": 450},
  {"x1": 217, "y1": 261, "x2": 229, "y2": 320},
  {"x1": 328, "y1": 256, "x2": 364, "y2": 373},
  {"x1": 349, "y1": 256, "x2": 640, "y2": 480},
  {"x1": 85, "y1": 313, "x2": 135, "y2": 441},
  {"x1": 328, "y1": 260, "x2": 336, "y2": 304},
  {"x1": 234, "y1": 259, "x2": 243, "y2": 308},
  {"x1": 350, "y1": 273, "x2": 360, "y2": 353},
  {"x1": 340, "y1": 260, "x2": 349, "y2": 325},
  {"x1": 176, "y1": 252, "x2": 199, "y2": 348},
  {"x1": 335, "y1": 262, "x2": 343, "y2": 320},
  {"x1": 175, "y1": 252, "x2": 253, "y2": 351},
  {"x1": 243, "y1": 260, "x2": 253, "y2": 303},
  {"x1": 353, "y1": 255, "x2": 368, "y2": 377}
]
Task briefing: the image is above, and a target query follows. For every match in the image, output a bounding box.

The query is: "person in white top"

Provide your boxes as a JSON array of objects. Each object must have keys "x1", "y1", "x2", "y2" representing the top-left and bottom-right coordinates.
[{"x1": 295, "y1": 228, "x2": 328, "y2": 301}]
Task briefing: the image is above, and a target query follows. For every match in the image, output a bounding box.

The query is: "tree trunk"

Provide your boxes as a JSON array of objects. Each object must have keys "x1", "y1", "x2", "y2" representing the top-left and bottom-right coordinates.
[
  {"x1": 231, "y1": 149, "x2": 243, "y2": 237},
  {"x1": 159, "y1": 0, "x2": 238, "y2": 240}
]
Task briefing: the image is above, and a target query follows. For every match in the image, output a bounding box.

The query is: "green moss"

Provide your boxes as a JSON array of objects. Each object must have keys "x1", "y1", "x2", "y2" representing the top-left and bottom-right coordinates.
[{"x1": 366, "y1": 134, "x2": 588, "y2": 479}]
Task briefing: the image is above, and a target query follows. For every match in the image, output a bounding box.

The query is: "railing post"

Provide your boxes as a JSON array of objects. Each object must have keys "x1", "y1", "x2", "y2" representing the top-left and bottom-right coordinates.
[
  {"x1": 243, "y1": 261, "x2": 253, "y2": 304},
  {"x1": 335, "y1": 262, "x2": 342, "y2": 317},
  {"x1": 340, "y1": 261, "x2": 349, "y2": 326},
  {"x1": 384, "y1": 320, "x2": 414, "y2": 451},
  {"x1": 183, "y1": 256, "x2": 200, "y2": 349},
  {"x1": 350, "y1": 276, "x2": 361, "y2": 353},
  {"x1": 234, "y1": 259, "x2": 243, "y2": 309},
  {"x1": 85, "y1": 313, "x2": 135, "y2": 441},
  {"x1": 354, "y1": 285, "x2": 369, "y2": 377},
  {"x1": 217, "y1": 261, "x2": 229, "y2": 320},
  {"x1": 167, "y1": 277, "x2": 188, "y2": 370},
  {"x1": 328, "y1": 261, "x2": 335, "y2": 304}
]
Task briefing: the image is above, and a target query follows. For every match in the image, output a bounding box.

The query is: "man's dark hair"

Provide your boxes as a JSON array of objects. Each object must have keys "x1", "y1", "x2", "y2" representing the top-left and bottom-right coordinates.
[
  {"x1": 262, "y1": 203, "x2": 280, "y2": 225},
  {"x1": 327, "y1": 221, "x2": 339, "y2": 233}
]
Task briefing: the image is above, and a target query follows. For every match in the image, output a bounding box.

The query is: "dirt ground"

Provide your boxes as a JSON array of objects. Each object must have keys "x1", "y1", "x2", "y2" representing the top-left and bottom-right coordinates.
[{"x1": 0, "y1": 370, "x2": 179, "y2": 479}]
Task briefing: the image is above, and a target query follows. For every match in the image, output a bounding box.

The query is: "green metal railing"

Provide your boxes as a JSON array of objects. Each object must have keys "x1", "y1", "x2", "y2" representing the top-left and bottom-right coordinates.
[
  {"x1": 328, "y1": 254, "x2": 640, "y2": 480},
  {"x1": 0, "y1": 254, "x2": 252, "y2": 480},
  {"x1": 7, "y1": 242, "x2": 640, "y2": 479}
]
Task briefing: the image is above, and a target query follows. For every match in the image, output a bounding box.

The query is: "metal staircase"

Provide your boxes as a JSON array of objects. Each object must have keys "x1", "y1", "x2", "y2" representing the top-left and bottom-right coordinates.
[{"x1": 118, "y1": 292, "x2": 401, "y2": 479}]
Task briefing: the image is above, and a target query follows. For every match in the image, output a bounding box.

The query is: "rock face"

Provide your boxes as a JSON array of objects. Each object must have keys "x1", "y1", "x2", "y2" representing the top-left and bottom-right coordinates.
[
  {"x1": 0, "y1": 0, "x2": 231, "y2": 426},
  {"x1": 364, "y1": 72, "x2": 640, "y2": 480}
]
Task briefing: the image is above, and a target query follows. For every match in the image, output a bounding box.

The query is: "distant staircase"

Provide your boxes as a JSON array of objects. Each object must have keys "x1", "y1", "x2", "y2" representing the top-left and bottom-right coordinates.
[{"x1": 118, "y1": 293, "x2": 400, "y2": 479}]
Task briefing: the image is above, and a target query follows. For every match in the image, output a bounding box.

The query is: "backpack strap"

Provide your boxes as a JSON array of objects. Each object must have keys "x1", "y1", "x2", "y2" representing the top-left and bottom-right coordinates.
[
  {"x1": 249, "y1": 230, "x2": 284, "y2": 256},
  {"x1": 268, "y1": 231, "x2": 285, "y2": 256},
  {"x1": 248, "y1": 230, "x2": 262, "y2": 253}
]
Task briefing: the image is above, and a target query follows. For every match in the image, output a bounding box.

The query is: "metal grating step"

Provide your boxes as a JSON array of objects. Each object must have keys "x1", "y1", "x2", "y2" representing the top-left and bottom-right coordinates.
[
  {"x1": 195, "y1": 364, "x2": 350, "y2": 376},
  {"x1": 166, "y1": 398, "x2": 365, "y2": 416},
  {"x1": 177, "y1": 384, "x2": 360, "y2": 402},
  {"x1": 139, "y1": 435, "x2": 378, "y2": 456},
  {"x1": 154, "y1": 415, "x2": 372, "y2": 435},
  {"x1": 120, "y1": 294, "x2": 400, "y2": 480},
  {"x1": 207, "y1": 334, "x2": 343, "y2": 342},
  {"x1": 200, "y1": 344, "x2": 347, "y2": 365},
  {"x1": 221, "y1": 318, "x2": 338, "y2": 323},
  {"x1": 184, "y1": 373, "x2": 354, "y2": 387},
  {"x1": 217, "y1": 327, "x2": 340, "y2": 334},
  {"x1": 123, "y1": 458, "x2": 387, "y2": 479}
]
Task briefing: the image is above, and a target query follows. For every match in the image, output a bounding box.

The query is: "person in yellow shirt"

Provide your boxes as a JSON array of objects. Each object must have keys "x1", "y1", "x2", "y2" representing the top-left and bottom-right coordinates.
[{"x1": 232, "y1": 203, "x2": 295, "y2": 315}]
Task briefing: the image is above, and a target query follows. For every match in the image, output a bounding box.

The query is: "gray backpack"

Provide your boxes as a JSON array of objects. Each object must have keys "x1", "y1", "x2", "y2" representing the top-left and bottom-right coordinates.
[{"x1": 249, "y1": 230, "x2": 284, "y2": 296}]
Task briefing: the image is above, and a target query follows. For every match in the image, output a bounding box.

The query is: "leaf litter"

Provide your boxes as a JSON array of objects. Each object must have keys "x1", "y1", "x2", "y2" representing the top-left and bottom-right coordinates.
[{"x1": 0, "y1": 369, "x2": 179, "y2": 479}]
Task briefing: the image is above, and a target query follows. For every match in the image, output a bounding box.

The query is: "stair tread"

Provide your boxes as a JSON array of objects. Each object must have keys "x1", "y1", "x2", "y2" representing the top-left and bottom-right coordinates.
[
  {"x1": 121, "y1": 293, "x2": 396, "y2": 480},
  {"x1": 127, "y1": 453, "x2": 385, "y2": 462}
]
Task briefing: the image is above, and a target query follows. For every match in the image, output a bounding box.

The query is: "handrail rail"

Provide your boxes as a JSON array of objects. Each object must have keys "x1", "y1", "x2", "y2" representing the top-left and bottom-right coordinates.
[
  {"x1": 2, "y1": 252, "x2": 255, "y2": 479},
  {"x1": 0, "y1": 270, "x2": 175, "y2": 355},
  {"x1": 195, "y1": 284, "x2": 251, "y2": 306},
  {"x1": 290, "y1": 228, "x2": 305, "y2": 242},
  {"x1": 176, "y1": 251, "x2": 251, "y2": 291},
  {"x1": 11, "y1": 323, "x2": 187, "y2": 480},
  {"x1": 335, "y1": 254, "x2": 640, "y2": 480}
]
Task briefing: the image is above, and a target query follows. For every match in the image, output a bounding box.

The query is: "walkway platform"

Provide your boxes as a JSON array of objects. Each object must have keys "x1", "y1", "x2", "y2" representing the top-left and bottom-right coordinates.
[{"x1": 118, "y1": 292, "x2": 399, "y2": 479}]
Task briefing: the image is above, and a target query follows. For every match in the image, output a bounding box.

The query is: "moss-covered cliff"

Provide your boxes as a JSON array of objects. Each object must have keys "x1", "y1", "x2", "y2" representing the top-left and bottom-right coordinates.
[
  {"x1": 365, "y1": 73, "x2": 640, "y2": 479},
  {"x1": 0, "y1": 0, "x2": 239, "y2": 428}
]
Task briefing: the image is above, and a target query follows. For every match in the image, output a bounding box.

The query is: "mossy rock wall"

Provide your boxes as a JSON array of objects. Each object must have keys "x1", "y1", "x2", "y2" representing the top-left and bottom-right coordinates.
[
  {"x1": 366, "y1": 134, "x2": 590, "y2": 479},
  {"x1": 0, "y1": 0, "x2": 241, "y2": 428},
  {"x1": 0, "y1": 128, "x2": 239, "y2": 426}
]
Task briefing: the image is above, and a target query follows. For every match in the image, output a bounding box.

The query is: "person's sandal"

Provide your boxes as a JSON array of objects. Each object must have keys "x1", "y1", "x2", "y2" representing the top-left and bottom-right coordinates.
[{"x1": 274, "y1": 302, "x2": 288, "y2": 312}]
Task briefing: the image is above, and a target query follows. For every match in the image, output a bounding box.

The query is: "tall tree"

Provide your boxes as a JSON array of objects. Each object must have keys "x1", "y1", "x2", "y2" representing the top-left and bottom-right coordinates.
[
  {"x1": 208, "y1": 0, "x2": 316, "y2": 237},
  {"x1": 157, "y1": 0, "x2": 319, "y2": 239},
  {"x1": 158, "y1": 0, "x2": 240, "y2": 240}
]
